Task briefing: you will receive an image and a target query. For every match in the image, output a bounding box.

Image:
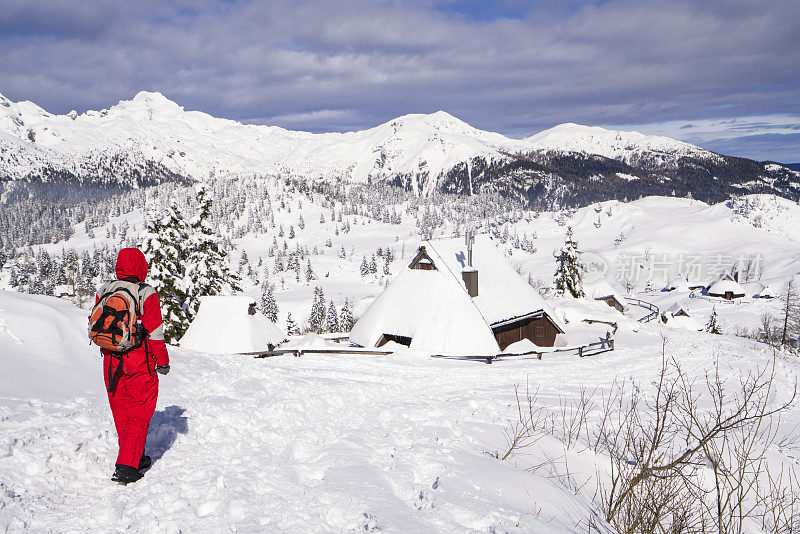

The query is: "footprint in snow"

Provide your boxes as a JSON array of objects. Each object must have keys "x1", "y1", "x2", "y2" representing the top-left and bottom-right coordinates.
[{"x1": 0, "y1": 316, "x2": 24, "y2": 345}]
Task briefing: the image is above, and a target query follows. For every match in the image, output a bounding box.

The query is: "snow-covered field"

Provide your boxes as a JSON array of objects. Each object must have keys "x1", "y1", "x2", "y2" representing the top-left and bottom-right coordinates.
[
  {"x1": 1, "y1": 289, "x2": 798, "y2": 532},
  {"x1": 3, "y1": 183, "x2": 800, "y2": 531}
]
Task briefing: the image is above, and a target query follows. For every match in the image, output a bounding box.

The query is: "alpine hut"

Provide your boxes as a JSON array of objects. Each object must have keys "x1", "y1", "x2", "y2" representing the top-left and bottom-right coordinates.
[
  {"x1": 755, "y1": 283, "x2": 777, "y2": 299},
  {"x1": 662, "y1": 302, "x2": 702, "y2": 330},
  {"x1": 584, "y1": 279, "x2": 626, "y2": 312},
  {"x1": 180, "y1": 295, "x2": 285, "y2": 354},
  {"x1": 705, "y1": 273, "x2": 746, "y2": 300},
  {"x1": 349, "y1": 234, "x2": 564, "y2": 354},
  {"x1": 662, "y1": 275, "x2": 691, "y2": 293}
]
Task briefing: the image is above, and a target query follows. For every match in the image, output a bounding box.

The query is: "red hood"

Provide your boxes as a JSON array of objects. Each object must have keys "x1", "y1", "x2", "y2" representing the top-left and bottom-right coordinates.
[{"x1": 115, "y1": 248, "x2": 149, "y2": 282}]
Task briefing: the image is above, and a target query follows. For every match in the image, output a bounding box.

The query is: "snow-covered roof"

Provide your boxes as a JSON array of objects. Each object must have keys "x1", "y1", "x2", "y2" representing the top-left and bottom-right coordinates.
[
  {"x1": 423, "y1": 234, "x2": 564, "y2": 330},
  {"x1": 349, "y1": 267, "x2": 500, "y2": 355},
  {"x1": 755, "y1": 283, "x2": 777, "y2": 298},
  {"x1": 584, "y1": 278, "x2": 625, "y2": 305},
  {"x1": 663, "y1": 276, "x2": 691, "y2": 292},
  {"x1": 666, "y1": 301, "x2": 690, "y2": 316},
  {"x1": 180, "y1": 296, "x2": 285, "y2": 354},
  {"x1": 666, "y1": 315, "x2": 703, "y2": 331},
  {"x1": 350, "y1": 234, "x2": 565, "y2": 355},
  {"x1": 706, "y1": 278, "x2": 746, "y2": 297},
  {"x1": 53, "y1": 284, "x2": 74, "y2": 296}
]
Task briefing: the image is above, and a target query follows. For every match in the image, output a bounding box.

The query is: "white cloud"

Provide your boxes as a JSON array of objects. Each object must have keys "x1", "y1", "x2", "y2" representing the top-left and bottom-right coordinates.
[{"x1": 1, "y1": 0, "x2": 798, "y2": 161}]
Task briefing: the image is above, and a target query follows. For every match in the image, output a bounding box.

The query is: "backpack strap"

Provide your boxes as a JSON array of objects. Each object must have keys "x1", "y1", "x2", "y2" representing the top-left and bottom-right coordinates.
[
  {"x1": 138, "y1": 282, "x2": 154, "y2": 375},
  {"x1": 107, "y1": 354, "x2": 124, "y2": 393}
]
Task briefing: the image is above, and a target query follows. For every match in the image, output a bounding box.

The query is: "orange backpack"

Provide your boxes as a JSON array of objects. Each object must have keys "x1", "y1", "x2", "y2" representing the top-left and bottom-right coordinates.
[{"x1": 89, "y1": 280, "x2": 146, "y2": 353}]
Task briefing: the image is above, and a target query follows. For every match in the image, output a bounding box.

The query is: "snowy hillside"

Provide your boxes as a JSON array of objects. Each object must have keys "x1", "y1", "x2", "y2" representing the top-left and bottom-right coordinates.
[
  {"x1": 2, "y1": 290, "x2": 799, "y2": 532},
  {"x1": 4, "y1": 174, "x2": 800, "y2": 530},
  {"x1": 3, "y1": 90, "x2": 797, "y2": 206}
]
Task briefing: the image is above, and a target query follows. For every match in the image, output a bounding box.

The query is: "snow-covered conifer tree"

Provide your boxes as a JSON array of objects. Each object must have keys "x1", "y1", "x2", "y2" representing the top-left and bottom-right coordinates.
[
  {"x1": 184, "y1": 184, "x2": 241, "y2": 320},
  {"x1": 143, "y1": 201, "x2": 190, "y2": 343},
  {"x1": 308, "y1": 286, "x2": 327, "y2": 333},
  {"x1": 554, "y1": 226, "x2": 585, "y2": 298},
  {"x1": 339, "y1": 299, "x2": 354, "y2": 332},
  {"x1": 261, "y1": 285, "x2": 278, "y2": 323},
  {"x1": 286, "y1": 312, "x2": 299, "y2": 336},
  {"x1": 326, "y1": 301, "x2": 339, "y2": 332},
  {"x1": 706, "y1": 307, "x2": 722, "y2": 334},
  {"x1": 305, "y1": 259, "x2": 316, "y2": 282}
]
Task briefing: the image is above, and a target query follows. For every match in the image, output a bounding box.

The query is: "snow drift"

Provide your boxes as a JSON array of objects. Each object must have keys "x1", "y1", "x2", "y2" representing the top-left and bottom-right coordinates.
[{"x1": 0, "y1": 290, "x2": 98, "y2": 400}]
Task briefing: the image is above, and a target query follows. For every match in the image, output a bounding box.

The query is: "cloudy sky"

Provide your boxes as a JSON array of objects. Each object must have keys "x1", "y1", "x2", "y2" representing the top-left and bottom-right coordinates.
[{"x1": 1, "y1": 0, "x2": 798, "y2": 162}]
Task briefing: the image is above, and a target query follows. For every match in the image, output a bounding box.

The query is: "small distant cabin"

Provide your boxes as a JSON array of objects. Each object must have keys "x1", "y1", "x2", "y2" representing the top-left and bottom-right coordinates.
[
  {"x1": 350, "y1": 235, "x2": 565, "y2": 355},
  {"x1": 662, "y1": 302, "x2": 690, "y2": 322},
  {"x1": 584, "y1": 279, "x2": 626, "y2": 312},
  {"x1": 662, "y1": 276, "x2": 691, "y2": 293},
  {"x1": 54, "y1": 285, "x2": 75, "y2": 298},
  {"x1": 755, "y1": 283, "x2": 776, "y2": 299},
  {"x1": 705, "y1": 274, "x2": 746, "y2": 300},
  {"x1": 661, "y1": 302, "x2": 702, "y2": 330}
]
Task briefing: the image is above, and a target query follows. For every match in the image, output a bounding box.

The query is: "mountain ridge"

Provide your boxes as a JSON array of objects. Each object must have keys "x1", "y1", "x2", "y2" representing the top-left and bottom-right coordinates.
[{"x1": 0, "y1": 91, "x2": 797, "y2": 207}]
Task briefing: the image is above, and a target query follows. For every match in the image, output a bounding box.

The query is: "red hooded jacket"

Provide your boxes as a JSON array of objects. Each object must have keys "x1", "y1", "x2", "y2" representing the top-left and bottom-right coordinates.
[{"x1": 98, "y1": 248, "x2": 169, "y2": 372}]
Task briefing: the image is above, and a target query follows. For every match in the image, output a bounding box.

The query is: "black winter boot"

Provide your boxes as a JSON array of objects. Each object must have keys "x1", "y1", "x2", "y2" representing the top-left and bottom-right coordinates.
[
  {"x1": 138, "y1": 455, "x2": 152, "y2": 471},
  {"x1": 111, "y1": 464, "x2": 143, "y2": 485}
]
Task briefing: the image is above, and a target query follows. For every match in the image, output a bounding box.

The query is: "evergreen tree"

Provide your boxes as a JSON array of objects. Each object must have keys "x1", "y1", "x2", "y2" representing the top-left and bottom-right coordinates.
[
  {"x1": 706, "y1": 307, "x2": 722, "y2": 334},
  {"x1": 554, "y1": 226, "x2": 585, "y2": 298},
  {"x1": 339, "y1": 299, "x2": 354, "y2": 332},
  {"x1": 308, "y1": 286, "x2": 327, "y2": 333},
  {"x1": 261, "y1": 285, "x2": 279, "y2": 323},
  {"x1": 327, "y1": 301, "x2": 339, "y2": 332},
  {"x1": 360, "y1": 256, "x2": 369, "y2": 277},
  {"x1": 305, "y1": 259, "x2": 316, "y2": 282},
  {"x1": 286, "y1": 312, "x2": 299, "y2": 336},
  {"x1": 185, "y1": 184, "x2": 241, "y2": 319},
  {"x1": 143, "y1": 201, "x2": 190, "y2": 343},
  {"x1": 369, "y1": 255, "x2": 377, "y2": 274}
]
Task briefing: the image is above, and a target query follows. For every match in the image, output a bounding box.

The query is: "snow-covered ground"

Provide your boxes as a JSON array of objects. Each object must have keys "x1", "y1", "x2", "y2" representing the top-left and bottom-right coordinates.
[
  {"x1": 4, "y1": 183, "x2": 800, "y2": 530},
  {"x1": 1, "y1": 290, "x2": 799, "y2": 532}
]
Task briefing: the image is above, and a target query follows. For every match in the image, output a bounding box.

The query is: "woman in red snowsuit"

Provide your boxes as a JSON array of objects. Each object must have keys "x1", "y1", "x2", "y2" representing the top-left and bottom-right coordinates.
[{"x1": 98, "y1": 248, "x2": 170, "y2": 484}]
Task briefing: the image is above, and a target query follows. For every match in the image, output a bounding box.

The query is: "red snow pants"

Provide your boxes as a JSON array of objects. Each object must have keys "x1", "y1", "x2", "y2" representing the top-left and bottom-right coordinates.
[{"x1": 103, "y1": 352, "x2": 159, "y2": 468}]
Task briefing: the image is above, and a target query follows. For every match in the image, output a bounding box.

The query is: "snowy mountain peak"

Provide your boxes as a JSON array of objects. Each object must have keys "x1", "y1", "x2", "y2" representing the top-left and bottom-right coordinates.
[
  {"x1": 384, "y1": 110, "x2": 479, "y2": 135},
  {"x1": 2, "y1": 90, "x2": 791, "y2": 205},
  {"x1": 106, "y1": 91, "x2": 185, "y2": 117},
  {"x1": 526, "y1": 122, "x2": 709, "y2": 160}
]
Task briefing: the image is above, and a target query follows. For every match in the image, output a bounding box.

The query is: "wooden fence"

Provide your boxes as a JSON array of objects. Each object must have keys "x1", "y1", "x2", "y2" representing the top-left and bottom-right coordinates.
[
  {"x1": 430, "y1": 334, "x2": 615, "y2": 365},
  {"x1": 625, "y1": 296, "x2": 659, "y2": 323},
  {"x1": 247, "y1": 348, "x2": 393, "y2": 359}
]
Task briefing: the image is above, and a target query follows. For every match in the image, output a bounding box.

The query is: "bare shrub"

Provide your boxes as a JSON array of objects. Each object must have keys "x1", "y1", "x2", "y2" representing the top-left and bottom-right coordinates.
[
  {"x1": 495, "y1": 343, "x2": 800, "y2": 533},
  {"x1": 596, "y1": 348, "x2": 797, "y2": 533},
  {"x1": 496, "y1": 383, "x2": 553, "y2": 461}
]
